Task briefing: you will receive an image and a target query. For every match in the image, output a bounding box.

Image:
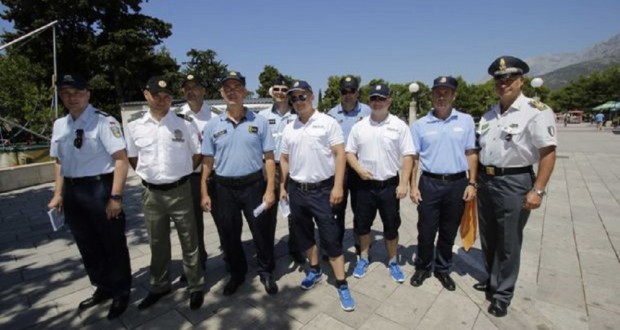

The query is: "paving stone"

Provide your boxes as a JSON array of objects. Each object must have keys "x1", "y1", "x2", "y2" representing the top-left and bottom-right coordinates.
[
  {"x1": 415, "y1": 290, "x2": 479, "y2": 329},
  {"x1": 471, "y1": 311, "x2": 498, "y2": 330},
  {"x1": 588, "y1": 306, "x2": 620, "y2": 330},
  {"x1": 535, "y1": 300, "x2": 589, "y2": 330},
  {"x1": 536, "y1": 268, "x2": 586, "y2": 313},
  {"x1": 134, "y1": 310, "x2": 193, "y2": 330},
  {"x1": 374, "y1": 284, "x2": 436, "y2": 328},
  {"x1": 582, "y1": 272, "x2": 620, "y2": 314},
  {"x1": 358, "y1": 313, "x2": 408, "y2": 330},
  {"x1": 300, "y1": 313, "x2": 354, "y2": 330}
]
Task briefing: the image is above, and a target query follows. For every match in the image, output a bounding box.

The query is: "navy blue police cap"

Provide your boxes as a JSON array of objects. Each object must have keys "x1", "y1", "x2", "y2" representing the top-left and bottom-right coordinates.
[
  {"x1": 287, "y1": 80, "x2": 313, "y2": 94},
  {"x1": 369, "y1": 84, "x2": 391, "y2": 97},
  {"x1": 57, "y1": 73, "x2": 88, "y2": 90},
  {"x1": 221, "y1": 71, "x2": 246, "y2": 86},
  {"x1": 145, "y1": 76, "x2": 173, "y2": 94},
  {"x1": 432, "y1": 76, "x2": 458, "y2": 90},
  {"x1": 488, "y1": 56, "x2": 530, "y2": 77}
]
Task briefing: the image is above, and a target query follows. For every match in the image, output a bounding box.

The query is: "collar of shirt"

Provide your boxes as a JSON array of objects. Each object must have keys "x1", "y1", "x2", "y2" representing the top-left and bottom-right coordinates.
[
  {"x1": 369, "y1": 113, "x2": 391, "y2": 126},
  {"x1": 68, "y1": 104, "x2": 96, "y2": 126},
  {"x1": 181, "y1": 102, "x2": 209, "y2": 116},
  {"x1": 141, "y1": 108, "x2": 175, "y2": 124},
  {"x1": 222, "y1": 107, "x2": 254, "y2": 123},
  {"x1": 271, "y1": 104, "x2": 295, "y2": 117},
  {"x1": 337, "y1": 102, "x2": 361, "y2": 115},
  {"x1": 425, "y1": 108, "x2": 459, "y2": 123},
  {"x1": 493, "y1": 93, "x2": 527, "y2": 117}
]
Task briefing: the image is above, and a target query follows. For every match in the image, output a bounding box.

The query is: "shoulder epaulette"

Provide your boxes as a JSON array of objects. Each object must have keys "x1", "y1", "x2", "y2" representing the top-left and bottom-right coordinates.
[
  {"x1": 128, "y1": 110, "x2": 146, "y2": 123},
  {"x1": 211, "y1": 106, "x2": 222, "y2": 115},
  {"x1": 529, "y1": 99, "x2": 549, "y2": 111},
  {"x1": 176, "y1": 113, "x2": 193, "y2": 122},
  {"x1": 95, "y1": 110, "x2": 111, "y2": 117}
]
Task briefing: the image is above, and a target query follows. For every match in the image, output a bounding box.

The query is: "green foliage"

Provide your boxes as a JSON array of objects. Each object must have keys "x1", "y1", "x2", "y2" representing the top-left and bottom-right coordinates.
[
  {"x1": 1, "y1": 0, "x2": 178, "y2": 120},
  {"x1": 548, "y1": 65, "x2": 620, "y2": 111},
  {"x1": 256, "y1": 65, "x2": 294, "y2": 98},
  {"x1": 182, "y1": 48, "x2": 229, "y2": 99},
  {"x1": 453, "y1": 78, "x2": 496, "y2": 120},
  {"x1": 0, "y1": 53, "x2": 54, "y2": 140}
]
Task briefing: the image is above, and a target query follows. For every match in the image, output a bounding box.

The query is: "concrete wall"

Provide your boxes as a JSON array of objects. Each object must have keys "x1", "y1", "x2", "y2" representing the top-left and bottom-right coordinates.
[{"x1": 0, "y1": 161, "x2": 55, "y2": 193}]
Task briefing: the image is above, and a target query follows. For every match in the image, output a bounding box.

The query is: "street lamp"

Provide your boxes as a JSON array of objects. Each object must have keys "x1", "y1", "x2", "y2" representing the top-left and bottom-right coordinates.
[
  {"x1": 408, "y1": 82, "x2": 420, "y2": 124},
  {"x1": 530, "y1": 77, "x2": 543, "y2": 100}
]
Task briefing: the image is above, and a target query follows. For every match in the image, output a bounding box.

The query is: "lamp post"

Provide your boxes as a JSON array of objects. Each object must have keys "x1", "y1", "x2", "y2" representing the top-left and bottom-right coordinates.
[
  {"x1": 530, "y1": 77, "x2": 543, "y2": 101},
  {"x1": 408, "y1": 82, "x2": 420, "y2": 124}
]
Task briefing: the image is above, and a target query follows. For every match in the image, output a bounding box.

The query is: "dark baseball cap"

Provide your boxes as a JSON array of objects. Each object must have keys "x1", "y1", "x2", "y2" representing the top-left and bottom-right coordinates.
[
  {"x1": 287, "y1": 80, "x2": 313, "y2": 94},
  {"x1": 369, "y1": 84, "x2": 390, "y2": 97},
  {"x1": 145, "y1": 76, "x2": 173, "y2": 94},
  {"x1": 182, "y1": 74, "x2": 207, "y2": 88},
  {"x1": 57, "y1": 73, "x2": 88, "y2": 90},
  {"x1": 221, "y1": 71, "x2": 246, "y2": 86},
  {"x1": 432, "y1": 76, "x2": 458, "y2": 90},
  {"x1": 339, "y1": 75, "x2": 359, "y2": 91}
]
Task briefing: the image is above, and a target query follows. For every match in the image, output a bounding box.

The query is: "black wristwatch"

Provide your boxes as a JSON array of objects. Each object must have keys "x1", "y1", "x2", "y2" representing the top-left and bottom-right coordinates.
[
  {"x1": 109, "y1": 194, "x2": 123, "y2": 201},
  {"x1": 467, "y1": 182, "x2": 478, "y2": 189}
]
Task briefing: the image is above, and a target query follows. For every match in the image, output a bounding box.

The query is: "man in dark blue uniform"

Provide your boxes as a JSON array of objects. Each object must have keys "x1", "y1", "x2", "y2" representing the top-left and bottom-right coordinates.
[
  {"x1": 48, "y1": 74, "x2": 131, "y2": 319},
  {"x1": 200, "y1": 71, "x2": 278, "y2": 296}
]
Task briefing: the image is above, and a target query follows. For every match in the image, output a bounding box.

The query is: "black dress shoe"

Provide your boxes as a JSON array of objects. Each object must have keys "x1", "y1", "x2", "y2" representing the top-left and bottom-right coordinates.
[
  {"x1": 409, "y1": 270, "x2": 431, "y2": 287},
  {"x1": 488, "y1": 299, "x2": 509, "y2": 317},
  {"x1": 434, "y1": 273, "x2": 456, "y2": 291},
  {"x1": 78, "y1": 290, "x2": 113, "y2": 310},
  {"x1": 138, "y1": 289, "x2": 171, "y2": 310},
  {"x1": 223, "y1": 278, "x2": 244, "y2": 296},
  {"x1": 189, "y1": 291, "x2": 204, "y2": 310},
  {"x1": 473, "y1": 282, "x2": 489, "y2": 291},
  {"x1": 179, "y1": 273, "x2": 187, "y2": 283},
  {"x1": 260, "y1": 275, "x2": 279, "y2": 295},
  {"x1": 107, "y1": 294, "x2": 129, "y2": 320}
]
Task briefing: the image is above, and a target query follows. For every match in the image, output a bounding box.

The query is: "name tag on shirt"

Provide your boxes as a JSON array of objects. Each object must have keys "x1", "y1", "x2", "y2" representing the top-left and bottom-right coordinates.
[
  {"x1": 269, "y1": 119, "x2": 276, "y2": 125},
  {"x1": 248, "y1": 126, "x2": 258, "y2": 134},
  {"x1": 214, "y1": 129, "x2": 227, "y2": 139}
]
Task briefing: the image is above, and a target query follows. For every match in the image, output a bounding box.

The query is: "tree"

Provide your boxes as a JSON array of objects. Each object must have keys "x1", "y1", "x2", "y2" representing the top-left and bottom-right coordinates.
[
  {"x1": 182, "y1": 48, "x2": 229, "y2": 99},
  {"x1": 0, "y1": 53, "x2": 53, "y2": 142},
  {"x1": 256, "y1": 65, "x2": 294, "y2": 98},
  {"x1": 1, "y1": 0, "x2": 178, "y2": 118}
]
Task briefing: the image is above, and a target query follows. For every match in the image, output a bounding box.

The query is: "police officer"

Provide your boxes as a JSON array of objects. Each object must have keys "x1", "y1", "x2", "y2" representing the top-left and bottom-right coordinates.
[
  {"x1": 47, "y1": 73, "x2": 131, "y2": 319},
  {"x1": 258, "y1": 75, "x2": 305, "y2": 263},
  {"x1": 476, "y1": 56, "x2": 557, "y2": 317},
  {"x1": 178, "y1": 74, "x2": 218, "y2": 278},
  {"x1": 409, "y1": 76, "x2": 478, "y2": 291},
  {"x1": 327, "y1": 76, "x2": 371, "y2": 255},
  {"x1": 125, "y1": 76, "x2": 204, "y2": 310},
  {"x1": 200, "y1": 71, "x2": 278, "y2": 296},
  {"x1": 281, "y1": 80, "x2": 356, "y2": 311},
  {"x1": 346, "y1": 84, "x2": 415, "y2": 283}
]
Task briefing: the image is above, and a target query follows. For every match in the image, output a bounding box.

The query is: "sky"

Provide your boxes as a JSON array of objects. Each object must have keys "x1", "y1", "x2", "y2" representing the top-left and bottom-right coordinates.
[{"x1": 2, "y1": 0, "x2": 620, "y2": 94}]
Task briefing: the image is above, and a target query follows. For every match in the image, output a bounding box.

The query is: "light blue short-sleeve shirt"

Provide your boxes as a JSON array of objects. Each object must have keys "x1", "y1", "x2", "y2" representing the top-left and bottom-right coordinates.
[
  {"x1": 327, "y1": 101, "x2": 371, "y2": 143},
  {"x1": 258, "y1": 105, "x2": 297, "y2": 163},
  {"x1": 50, "y1": 105, "x2": 126, "y2": 178},
  {"x1": 410, "y1": 109, "x2": 476, "y2": 174},
  {"x1": 202, "y1": 109, "x2": 275, "y2": 177}
]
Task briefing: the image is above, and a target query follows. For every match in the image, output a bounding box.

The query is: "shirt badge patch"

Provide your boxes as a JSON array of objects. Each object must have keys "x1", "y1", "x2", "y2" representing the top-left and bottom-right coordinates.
[
  {"x1": 547, "y1": 126, "x2": 555, "y2": 137},
  {"x1": 214, "y1": 129, "x2": 227, "y2": 139},
  {"x1": 248, "y1": 126, "x2": 259, "y2": 133},
  {"x1": 269, "y1": 119, "x2": 276, "y2": 125},
  {"x1": 109, "y1": 122, "x2": 122, "y2": 138},
  {"x1": 172, "y1": 129, "x2": 185, "y2": 142},
  {"x1": 480, "y1": 123, "x2": 489, "y2": 132}
]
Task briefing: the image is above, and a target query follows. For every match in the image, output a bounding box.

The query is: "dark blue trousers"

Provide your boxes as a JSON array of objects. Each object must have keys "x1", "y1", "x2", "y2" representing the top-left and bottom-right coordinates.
[
  {"x1": 63, "y1": 174, "x2": 131, "y2": 296},
  {"x1": 415, "y1": 176, "x2": 467, "y2": 274}
]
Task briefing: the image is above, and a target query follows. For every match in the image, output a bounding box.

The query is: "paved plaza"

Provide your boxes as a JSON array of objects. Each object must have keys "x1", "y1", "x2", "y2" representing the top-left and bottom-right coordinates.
[{"x1": 0, "y1": 123, "x2": 619, "y2": 329}]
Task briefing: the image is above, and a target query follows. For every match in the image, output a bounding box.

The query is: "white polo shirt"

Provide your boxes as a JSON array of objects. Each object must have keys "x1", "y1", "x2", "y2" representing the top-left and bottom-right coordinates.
[
  {"x1": 346, "y1": 114, "x2": 416, "y2": 180},
  {"x1": 478, "y1": 93, "x2": 558, "y2": 167},
  {"x1": 178, "y1": 102, "x2": 217, "y2": 173},
  {"x1": 125, "y1": 110, "x2": 200, "y2": 184},
  {"x1": 281, "y1": 111, "x2": 344, "y2": 183}
]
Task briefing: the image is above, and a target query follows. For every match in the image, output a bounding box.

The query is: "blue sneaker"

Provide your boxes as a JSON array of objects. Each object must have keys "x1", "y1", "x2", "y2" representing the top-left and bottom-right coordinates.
[
  {"x1": 388, "y1": 262, "x2": 405, "y2": 283},
  {"x1": 338, "y1": 284, "x2": 356, "y2": 311},
  {"x1": 301, "y1": 269, "x2": 323, "y2": 290},
  {"x1": 353, "y1": 258, "x2": 369, "y2": 278}
]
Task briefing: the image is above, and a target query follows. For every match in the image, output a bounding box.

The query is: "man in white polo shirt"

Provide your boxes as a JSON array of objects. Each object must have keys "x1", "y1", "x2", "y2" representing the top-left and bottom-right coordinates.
[
  {"x1": 280, "y1": 80, "x2": 356, "y2": 312},
  {"x1": 346, "y1": 83, "x2": 415, "y2": 284}
]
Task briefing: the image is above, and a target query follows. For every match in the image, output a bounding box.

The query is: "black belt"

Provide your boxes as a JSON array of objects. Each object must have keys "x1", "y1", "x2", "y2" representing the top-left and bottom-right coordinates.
[
  {"x1": 190, "y1": 172, "x2": 202, "y2": 177},
  {"x1": 422, "y1": 171, "x2": 466, "y2": 181},
  {"x1": 290, "y1": 177, "x2": 333, "y2": 192},
  {"x1": 479, "y1": 164, "x2": 533, "y2": 176},
  {"x1": 213, "y1": 170, "x2": 263, "y2": 187},
  {"x1": 360, "y1": 176, "x2": 399, "y2": 189},
  {"x1": 64, "y1": 173, "x2": 113, "y2": 185},
  {"x1": 142, "y1": 175, "x2": 189, "y2": 191}
]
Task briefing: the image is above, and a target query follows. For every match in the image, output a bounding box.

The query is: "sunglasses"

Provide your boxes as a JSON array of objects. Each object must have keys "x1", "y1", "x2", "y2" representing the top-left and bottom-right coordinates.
[
  {"x1": 290, "y1": 94, "x2": 308, "y2": 103},
  {"x1": 369, "y1": 95, "x2": 387, "y2": 102},
  {"x1": 272, "y1": 87, "x2": 288, "y2": 93},
  {"x1": 340, "y1": 89, "x2": 356, "y2": 95},
  {"x1": 74, "y1": 129, "x2": 84, "y2": 149}
]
